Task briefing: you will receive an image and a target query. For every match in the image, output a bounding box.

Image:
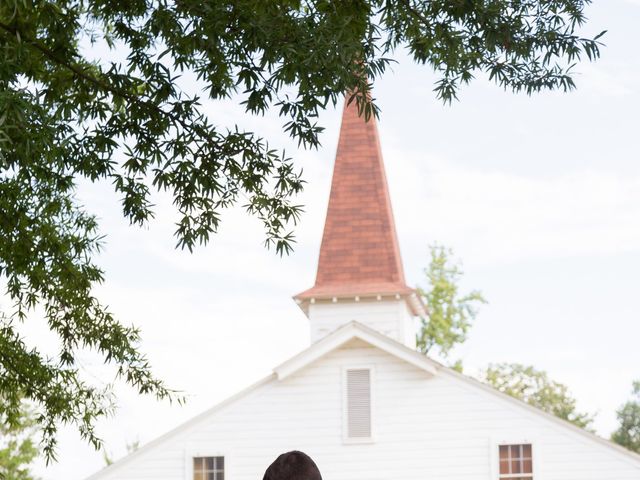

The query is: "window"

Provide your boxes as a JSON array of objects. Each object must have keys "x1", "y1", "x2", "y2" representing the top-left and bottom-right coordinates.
[
  {"x1": 193, "y1": 456, "x2": 224, "y2": 480},
  {"x1": 345, "y1": 368, "x2": 371, "y2": 439},
  {"x1": 499, "y1": 444, "x2": 533, "y2": 479}
]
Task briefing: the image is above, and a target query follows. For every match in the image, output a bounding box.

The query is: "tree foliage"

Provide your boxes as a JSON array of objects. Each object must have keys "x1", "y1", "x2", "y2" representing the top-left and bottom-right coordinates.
[
  {"x1": 0, "y1": 401, "x2": 39, "y2": 480},
  {"x1": 417, "y1": 245, "x2": 486, "y2": 358},
  {"x1": 483, "y1": 363, "x2": 594, "y2": 429},
  {"x1": 0, "y1": 0, "x2": 603, "y2": 460},
  {"x1": 611, "y1": 380, "x2": 640, "y2": 453}
]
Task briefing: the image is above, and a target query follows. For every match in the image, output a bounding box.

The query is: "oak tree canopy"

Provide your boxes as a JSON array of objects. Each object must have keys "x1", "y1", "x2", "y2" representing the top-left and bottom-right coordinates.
[{"x1": 0, "y1": 0, "x2": 603, "y2": 460}]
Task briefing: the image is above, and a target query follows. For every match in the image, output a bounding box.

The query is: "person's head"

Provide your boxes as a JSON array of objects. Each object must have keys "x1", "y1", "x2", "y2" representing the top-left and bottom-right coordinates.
[{"x1": 262, "y1": 451, "x2": 322, "y2": 480}]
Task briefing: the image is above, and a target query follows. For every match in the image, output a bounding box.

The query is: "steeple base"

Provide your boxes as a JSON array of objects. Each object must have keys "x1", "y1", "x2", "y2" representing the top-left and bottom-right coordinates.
[{"x1": 301, "y1": 295, "x2": 417, "y2": 348}]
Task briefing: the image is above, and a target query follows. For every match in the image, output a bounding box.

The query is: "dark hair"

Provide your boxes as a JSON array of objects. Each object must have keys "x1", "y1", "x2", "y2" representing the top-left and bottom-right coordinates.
[{"x1": 262, "y1": 451, "x2": 322, "y2": 480}]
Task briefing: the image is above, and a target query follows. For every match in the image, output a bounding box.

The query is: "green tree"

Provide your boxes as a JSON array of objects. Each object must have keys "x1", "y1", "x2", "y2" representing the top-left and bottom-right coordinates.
[
  {"x1": 483, "y1": 363, "x2": 594, "y2": 429},
  {"x1": 0, "y1": 0, "x2": 604, "y2": 460},
  {"x1": 611, "y1": 380, "x2": 640, "y2": 453},
  {"x1": 0, "y1": 402, "x2": 39, "y2": 480},
  {"x1": 416, "y1": 245, "x2": 486, "y2": 360}
]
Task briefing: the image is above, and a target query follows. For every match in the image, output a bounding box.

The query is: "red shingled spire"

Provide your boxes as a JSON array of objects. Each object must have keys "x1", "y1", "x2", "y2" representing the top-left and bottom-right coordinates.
[{"x1": 295, "y1": 97, "x2": 414, "y2": 301}]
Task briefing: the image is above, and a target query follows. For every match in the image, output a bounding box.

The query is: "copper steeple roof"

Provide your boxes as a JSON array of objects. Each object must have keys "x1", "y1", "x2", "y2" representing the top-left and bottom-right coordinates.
[{"x1": 296, "y1": 97, "x2": 414, "y2": 301}]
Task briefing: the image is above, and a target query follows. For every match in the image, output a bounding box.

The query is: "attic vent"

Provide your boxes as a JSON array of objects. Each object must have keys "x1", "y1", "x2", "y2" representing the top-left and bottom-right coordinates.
[{"x1": 346, "y1": 368, "x2": 371, "y2": 439}]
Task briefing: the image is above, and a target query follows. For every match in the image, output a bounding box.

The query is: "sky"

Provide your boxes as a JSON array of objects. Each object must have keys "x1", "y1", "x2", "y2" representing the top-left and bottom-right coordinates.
[{"x1": 26, "y1": 1, "x2": 640, "y2": 478}]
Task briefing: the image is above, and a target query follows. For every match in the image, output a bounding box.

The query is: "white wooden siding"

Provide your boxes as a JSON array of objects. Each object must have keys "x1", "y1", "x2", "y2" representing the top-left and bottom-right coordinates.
[
  {"x1": 91, "y1": 342, "x2": 640, "y2": 480},
  {"x1": 308, "y1": 299, "x2": 415, "y2": 347}
]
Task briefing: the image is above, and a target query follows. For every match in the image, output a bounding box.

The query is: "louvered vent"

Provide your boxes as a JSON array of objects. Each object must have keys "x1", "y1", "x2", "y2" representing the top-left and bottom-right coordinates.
[{"x1": 346, "y1": 368, "x2": 371, "y2": 438}]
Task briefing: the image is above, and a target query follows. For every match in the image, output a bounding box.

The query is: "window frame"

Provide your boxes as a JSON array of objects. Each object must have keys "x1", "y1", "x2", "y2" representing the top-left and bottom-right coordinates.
[
  {"x1": 342, "y1": 364, "x2": 375, "y2": 444},
  {"x1": 491, "y1": 438, "x2": 537, "y2": 480},
  {"x1": 184, "y1": 450, "x2": 228, "y2": 480}
]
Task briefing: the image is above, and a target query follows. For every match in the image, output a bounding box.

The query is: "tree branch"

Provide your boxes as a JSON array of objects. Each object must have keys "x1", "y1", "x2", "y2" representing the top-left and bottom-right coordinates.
[{"x1": 0, "y1": 20, "x2": 218, "y2": 148}]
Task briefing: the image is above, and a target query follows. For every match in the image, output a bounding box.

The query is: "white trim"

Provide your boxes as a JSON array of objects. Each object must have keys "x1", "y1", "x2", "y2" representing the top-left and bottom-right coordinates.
[
  {"x1": 274, "y1": 321, "x2": 438, "y2": 380},
  {"x1": 342, "y1": 365, "x2": 375, "y2": 444},
  {"x1": 86, "y1": 374, "x2": 276, "y2": 480},
  {"x1": 293, "y1": 291, "x2": 426, "y2": 317}
]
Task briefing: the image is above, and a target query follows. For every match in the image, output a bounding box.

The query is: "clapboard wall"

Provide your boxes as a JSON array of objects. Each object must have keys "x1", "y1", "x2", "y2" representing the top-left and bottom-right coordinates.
[{"x1": 89, "y1": 340, "x2": 640, "y2": 480}]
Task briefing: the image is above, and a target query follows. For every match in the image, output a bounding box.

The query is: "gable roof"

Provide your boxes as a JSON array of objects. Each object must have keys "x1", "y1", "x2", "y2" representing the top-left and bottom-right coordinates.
[
  {"x1": 274, "y1": 321, "x2": 439, "y2": 379},
  {"x1": 295, "y1": 98, "x2": 413, "y2": 301},
  {"x1": 86, "y1": 322, "x2": 640, "y2": 479},
  {"x1": 277, "y1": 321, "x2": 640, "y2": 466}
]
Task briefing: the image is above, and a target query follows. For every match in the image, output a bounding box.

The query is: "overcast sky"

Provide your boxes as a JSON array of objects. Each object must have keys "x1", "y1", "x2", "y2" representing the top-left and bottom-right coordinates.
[{"x1": 28, "y1": 1, "x2": 640, "y2": 478}]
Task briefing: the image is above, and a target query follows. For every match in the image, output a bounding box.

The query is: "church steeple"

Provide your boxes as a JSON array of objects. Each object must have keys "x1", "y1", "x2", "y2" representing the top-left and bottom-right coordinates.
[{"x1": 295, "y1": 97, "x2": 424, "y2": 346}]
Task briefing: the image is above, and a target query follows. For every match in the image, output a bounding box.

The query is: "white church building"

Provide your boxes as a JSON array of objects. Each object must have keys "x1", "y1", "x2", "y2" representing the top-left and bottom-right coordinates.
[{"x1": 88, "y1": 100, "x2": 640, "y2": 480}]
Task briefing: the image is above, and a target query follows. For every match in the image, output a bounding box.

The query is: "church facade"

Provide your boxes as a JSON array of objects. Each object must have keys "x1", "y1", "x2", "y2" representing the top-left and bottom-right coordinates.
[{"x1": 88, "y1": 100, "x2": 640, "y2": 480}]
